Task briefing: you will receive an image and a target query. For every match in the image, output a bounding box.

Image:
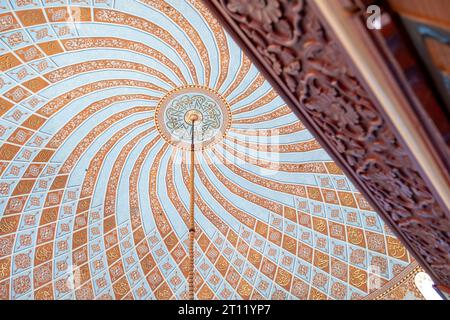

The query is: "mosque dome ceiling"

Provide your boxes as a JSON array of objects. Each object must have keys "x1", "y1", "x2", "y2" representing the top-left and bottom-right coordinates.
[{"x1": 0, "y1": 0, "x2": 417, "y2": 300}]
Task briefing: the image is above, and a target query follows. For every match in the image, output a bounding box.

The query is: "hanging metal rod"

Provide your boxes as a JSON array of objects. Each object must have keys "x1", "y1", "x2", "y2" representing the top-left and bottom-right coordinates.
[{"x1": 188, "y1": 113, "x2": 198, "y2": 300}]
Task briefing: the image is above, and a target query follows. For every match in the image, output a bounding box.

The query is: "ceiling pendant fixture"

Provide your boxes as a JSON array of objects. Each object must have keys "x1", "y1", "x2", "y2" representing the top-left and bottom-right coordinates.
[
  {"x1": 187, "y1": 112, "x2": 199, "y2": 300},
  {"x1": 155, "y1": 87, "x2": 231, "y2": 300}
]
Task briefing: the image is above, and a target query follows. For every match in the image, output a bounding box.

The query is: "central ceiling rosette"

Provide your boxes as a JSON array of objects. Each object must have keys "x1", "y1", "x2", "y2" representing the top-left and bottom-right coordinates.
[{"x1": 155, "y1": 85, "x2": 231, "y2": 150}]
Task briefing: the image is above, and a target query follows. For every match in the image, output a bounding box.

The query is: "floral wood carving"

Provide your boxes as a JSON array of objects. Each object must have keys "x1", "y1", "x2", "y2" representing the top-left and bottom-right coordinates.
[{"x1": 204, "y1": 0, "x2": 450, "y2": 287}]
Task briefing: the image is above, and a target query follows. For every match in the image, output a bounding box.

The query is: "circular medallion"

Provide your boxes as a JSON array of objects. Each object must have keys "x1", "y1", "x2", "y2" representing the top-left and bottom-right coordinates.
[{"x1": 155, "y1": 85, "x2": 231, "y2": 150}]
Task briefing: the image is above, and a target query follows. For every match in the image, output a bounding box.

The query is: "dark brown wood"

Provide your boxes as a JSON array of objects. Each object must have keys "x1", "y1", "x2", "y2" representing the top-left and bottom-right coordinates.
[{"x1": 202, "y1": 0, "x2": 450, "y2": 290}]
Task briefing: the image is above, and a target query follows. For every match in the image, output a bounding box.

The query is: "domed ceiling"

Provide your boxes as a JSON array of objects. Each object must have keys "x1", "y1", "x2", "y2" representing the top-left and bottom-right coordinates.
[{"x1": 0, "y1": 0, "x2": 415, "y2": 300}]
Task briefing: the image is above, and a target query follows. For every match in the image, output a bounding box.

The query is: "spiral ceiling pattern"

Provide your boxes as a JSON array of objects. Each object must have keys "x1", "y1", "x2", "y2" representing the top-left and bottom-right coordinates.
[{"x1": 0, "y1": 0, "x2": 414, "y2": 300}]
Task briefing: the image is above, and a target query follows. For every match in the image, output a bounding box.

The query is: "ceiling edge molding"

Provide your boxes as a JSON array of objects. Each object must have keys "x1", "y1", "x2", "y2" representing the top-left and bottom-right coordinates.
[
  {"x1": 201, "y1": 0, "x2": 450, "y2": 292},
  {"x1": 363, "y1": 261, "x2": 423, "y2": 300}
]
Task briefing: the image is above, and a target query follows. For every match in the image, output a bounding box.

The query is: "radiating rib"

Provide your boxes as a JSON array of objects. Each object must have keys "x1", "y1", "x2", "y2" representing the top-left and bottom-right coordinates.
[
  {"x1": 141, "y1": 0, "x2": 211, "y2": 86},
  {"x1": 61, "y1": 37, "x2": 188, "y2": 85}
]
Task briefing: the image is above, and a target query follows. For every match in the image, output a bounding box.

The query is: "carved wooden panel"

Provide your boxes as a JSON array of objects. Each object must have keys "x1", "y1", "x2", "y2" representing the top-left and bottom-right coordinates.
[{"x1": 202, "y1": 0, "x2": 450, "y2": 289}]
